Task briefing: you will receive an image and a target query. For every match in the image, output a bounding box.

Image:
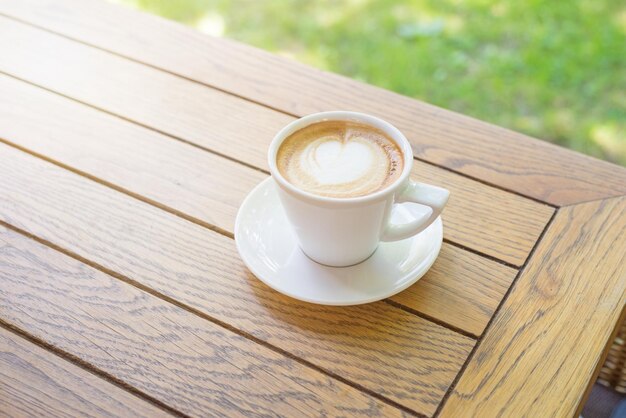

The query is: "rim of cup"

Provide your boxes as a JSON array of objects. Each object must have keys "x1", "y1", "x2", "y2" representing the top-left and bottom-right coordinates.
[{"x1": 267, "y1": 111, "x2": 414, "y2": 205}]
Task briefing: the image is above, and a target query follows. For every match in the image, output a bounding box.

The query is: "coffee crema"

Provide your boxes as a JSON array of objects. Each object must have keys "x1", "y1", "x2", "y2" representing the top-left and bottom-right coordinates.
[{"x1": 276, "y1": 121, "x2": 404, "y2": 198}]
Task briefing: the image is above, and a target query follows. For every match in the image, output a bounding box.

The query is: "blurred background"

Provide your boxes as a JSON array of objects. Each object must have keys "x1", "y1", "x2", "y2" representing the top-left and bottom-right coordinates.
[{"x1": 110, "y1": 0, "x2": 625, "y2": 166}]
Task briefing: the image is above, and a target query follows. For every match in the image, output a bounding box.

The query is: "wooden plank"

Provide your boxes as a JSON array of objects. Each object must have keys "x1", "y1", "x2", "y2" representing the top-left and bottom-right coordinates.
[
  {"x1": 0, "y1": 227, "x2": 403, "y2": 417},
  {"x1": 391, "y1": 243, "x2": 515, "y2": 337},
  {"x1": 0, "y1": 25, "x2": 553, "y2": 266},
  {"x1": 1, "y1": 0, "x2": 625, "y2": 206},
  {"x1": 0, "y1": 144, "x2": 474, "y2": 415},
  {"x1": 0, "y1": 74, "x2": 515, "y2": 337},
  {"x1": 0, "y1": 326, "x2": 169, "y2": 418},
  {"x1": 440, "y1": 197, "x2": 626, "y2": 417}
]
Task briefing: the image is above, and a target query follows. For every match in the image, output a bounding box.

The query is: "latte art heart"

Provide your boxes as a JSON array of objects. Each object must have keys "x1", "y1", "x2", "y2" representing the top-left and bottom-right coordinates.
[
  {"x1": 300, "y1": 137, "x2": 375, "y2": 185},
  {"x1": 277, "y1": 121, "x2": 403, "y2": 198}
]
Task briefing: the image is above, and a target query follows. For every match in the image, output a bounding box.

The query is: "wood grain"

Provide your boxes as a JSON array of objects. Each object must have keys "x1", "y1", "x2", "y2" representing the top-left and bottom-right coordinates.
[
  {"x1": 0, "y1": 72, "x2": 518, "y2": 335},
  {"x1": 440, "y1": 197, "x2": 626, "y2": 417},
  {"x1": 390, "y1": 243, "x2": 515, "y2": 337},
  {"x1": 0, "y1": 326, "x2": 169, "y2": 418},
  {"x1": 1, "y1": 0, "x2": 625, "y2": 206},
  {"x1": 0, "y1": 143, "x2": 474, "y2": 415},
  {"x1": 0, "y1": 38, "x2": 553, "y2": 265},
  {"x1": 0, "y1": 226, "x2": 403, "y2": 417}
]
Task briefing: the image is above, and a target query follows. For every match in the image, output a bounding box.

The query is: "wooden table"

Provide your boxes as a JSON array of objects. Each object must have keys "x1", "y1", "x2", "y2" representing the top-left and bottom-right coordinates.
[{"x1": 0, "y1": 1, "x2": 625, "y2": 416}]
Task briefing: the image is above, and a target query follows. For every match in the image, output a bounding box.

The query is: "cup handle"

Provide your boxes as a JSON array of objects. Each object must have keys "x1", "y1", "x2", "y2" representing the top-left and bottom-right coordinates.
[{"x1": 381, "y1": 181, "x2": 450, "y2": 242}]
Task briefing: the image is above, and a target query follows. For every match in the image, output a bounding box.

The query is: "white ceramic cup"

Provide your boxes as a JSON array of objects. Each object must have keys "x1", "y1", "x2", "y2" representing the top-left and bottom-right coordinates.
[{"x1": 268, "y1": 111, "x2": 449, "y2": 267}]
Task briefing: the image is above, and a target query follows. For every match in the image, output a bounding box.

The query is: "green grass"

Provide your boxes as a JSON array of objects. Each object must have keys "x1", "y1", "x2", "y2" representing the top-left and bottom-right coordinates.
[{"x1": 113, "y1": 0, "x2": 626, "y2": 166}]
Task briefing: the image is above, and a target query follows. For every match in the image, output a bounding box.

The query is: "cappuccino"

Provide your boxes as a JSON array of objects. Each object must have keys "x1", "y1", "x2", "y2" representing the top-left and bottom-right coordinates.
[{"x1": 276, "y1": 121, "x2": 403, "y2": 198}]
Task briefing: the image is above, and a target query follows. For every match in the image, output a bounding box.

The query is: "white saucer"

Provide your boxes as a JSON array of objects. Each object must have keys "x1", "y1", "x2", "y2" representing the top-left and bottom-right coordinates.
[{"x1": 235, "y1": 178, "x2": 443, "y2": 305}]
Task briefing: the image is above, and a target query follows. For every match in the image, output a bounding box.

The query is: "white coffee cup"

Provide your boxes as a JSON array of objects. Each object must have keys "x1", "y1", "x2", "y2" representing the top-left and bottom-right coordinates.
[{"x1": 268, "y1": 111, "x2": 449, "y2": 267}]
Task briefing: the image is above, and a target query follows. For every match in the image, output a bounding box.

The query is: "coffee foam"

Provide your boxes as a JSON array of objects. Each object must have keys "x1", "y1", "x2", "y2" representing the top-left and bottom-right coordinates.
[{"x1": 276, "y1": 121, "x2": 403, "y2": 198}]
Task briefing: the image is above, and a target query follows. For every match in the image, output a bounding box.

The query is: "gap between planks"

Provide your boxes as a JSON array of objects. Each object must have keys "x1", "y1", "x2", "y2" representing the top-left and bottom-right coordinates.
[
  {"x1": 0, "y1": 220, "x2": 427, "y2": 418},
  {"x1": 432, "y1": 209, "x2": 558, "y2": 417},
  {"x1": 442, "y1": 239, "x2": 518, "y2": 270},
  {"x1": 384, "y1": 300, "x2": 478, "y2": 340},
  {"x1": 557, "y1": 194, "x2": 626, "y2": 208},
  {"x1": 0, "y1": 12, "x2": 559, "y2": 209},
  {"x1": 575, "y1": 304, "x2": 626, "y2": 417},
  {"x1": 0, "y1": 319, "x2": 186, "y2": 418}
]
